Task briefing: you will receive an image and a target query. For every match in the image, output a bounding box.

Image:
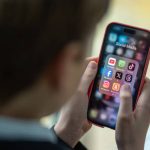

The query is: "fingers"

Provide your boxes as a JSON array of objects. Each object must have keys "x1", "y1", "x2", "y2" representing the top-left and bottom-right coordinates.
[
  {"x1": 82, "y1": 56, "x2": 98, "y2": 73},
  {"x1": 78, "y1": 61, "x2": 98, "y2": 93},
  {"x1": 134, "y1": 79, "x2": 150, "y2": 124},
  {"x1": 118, "y1": 84, "x2": 133, "y2": 120},
  {"x1": 85, "y1": 56, "x2": 99, "y2": 63},
  {"x1": 116, "y1": 85, "x2": 133, "y2": 143}
]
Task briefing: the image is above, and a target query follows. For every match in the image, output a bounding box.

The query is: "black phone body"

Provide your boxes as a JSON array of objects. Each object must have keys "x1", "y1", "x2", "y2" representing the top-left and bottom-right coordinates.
[{"x1": 87, "y1": 23, "x2": 150, "y2": 129}]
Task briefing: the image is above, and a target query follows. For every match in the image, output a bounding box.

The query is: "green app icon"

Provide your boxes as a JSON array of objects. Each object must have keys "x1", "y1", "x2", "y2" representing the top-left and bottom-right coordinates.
[{"x1": 118, "y1": 60, "x2": 126, "y2": 68}]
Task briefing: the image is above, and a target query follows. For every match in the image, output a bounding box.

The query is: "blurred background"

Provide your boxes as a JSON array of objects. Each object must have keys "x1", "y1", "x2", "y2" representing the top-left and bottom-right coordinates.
[{"x1": 42, "y1": 0, "x2": 150, "y2": 149}]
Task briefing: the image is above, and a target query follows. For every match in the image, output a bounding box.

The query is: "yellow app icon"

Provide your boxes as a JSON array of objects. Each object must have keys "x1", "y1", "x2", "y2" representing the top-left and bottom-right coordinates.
[{"x1": 112, "y1": 83, "x2": 120, "y2": 92}]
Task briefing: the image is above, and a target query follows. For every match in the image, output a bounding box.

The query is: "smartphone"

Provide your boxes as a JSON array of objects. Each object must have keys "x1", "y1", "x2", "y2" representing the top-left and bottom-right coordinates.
[{"x1": 87, "y1": 22, "x2": 150, "y2": 129}]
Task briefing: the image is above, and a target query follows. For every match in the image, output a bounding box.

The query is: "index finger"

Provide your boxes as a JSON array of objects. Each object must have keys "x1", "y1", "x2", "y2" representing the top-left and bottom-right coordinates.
[
  {"x1": 83, "y1": 56, "x2": 99, "y2": 71},
  {"x1": 134, "y1": 79, "x2": 150, "y2": 124}
]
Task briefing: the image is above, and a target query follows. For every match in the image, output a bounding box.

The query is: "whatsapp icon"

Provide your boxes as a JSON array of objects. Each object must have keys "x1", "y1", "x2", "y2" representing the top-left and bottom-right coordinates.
[{"x1": 118, "y1": 60, "x2": 126, "y2": 68}]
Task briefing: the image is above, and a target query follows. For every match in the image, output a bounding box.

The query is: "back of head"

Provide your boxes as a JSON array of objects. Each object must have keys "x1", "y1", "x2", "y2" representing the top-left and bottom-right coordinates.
[{"x1": 0, "y1": 0, "x2": 109, "y2": 104}]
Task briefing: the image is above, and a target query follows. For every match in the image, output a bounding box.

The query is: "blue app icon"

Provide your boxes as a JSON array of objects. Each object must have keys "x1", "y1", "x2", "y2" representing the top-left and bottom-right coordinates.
[
  {"x1": 124, "y1": 49, "x2": 135, "y2": 58},
  {"x1": 105, "y1": 44, "x2": 115, "y2": 53},
  {"x1": 104, "y1": 68, "x2": 113, "y2": 78},
  {"x1": 108, "y1": 33, "x2": 117, "y2": 42},
  {"x1": 119, "y1": 35, "x2": 128, "y2": 44}
]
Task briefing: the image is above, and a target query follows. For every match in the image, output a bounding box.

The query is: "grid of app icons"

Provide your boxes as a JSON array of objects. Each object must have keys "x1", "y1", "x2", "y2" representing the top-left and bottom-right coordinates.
[{"x1": 99, "y1": 54, "x2": 139, "y2": 96}]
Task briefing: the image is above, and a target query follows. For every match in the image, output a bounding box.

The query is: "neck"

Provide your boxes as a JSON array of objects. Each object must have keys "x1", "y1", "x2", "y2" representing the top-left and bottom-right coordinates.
[{"x1": 0, "y1": 80, "x2": 57, "y2": 120}]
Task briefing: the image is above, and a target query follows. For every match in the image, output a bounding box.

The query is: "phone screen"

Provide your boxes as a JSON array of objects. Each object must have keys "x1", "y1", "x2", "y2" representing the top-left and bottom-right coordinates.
[{"x1": 88, "y1": 23, "x2": 150, "y2": 129}]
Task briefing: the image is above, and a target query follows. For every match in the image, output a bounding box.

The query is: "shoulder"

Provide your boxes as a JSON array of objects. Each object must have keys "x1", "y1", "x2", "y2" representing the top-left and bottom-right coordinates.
[{"x1": 0, "y1": 140, "x2": 67, "y2": 150}]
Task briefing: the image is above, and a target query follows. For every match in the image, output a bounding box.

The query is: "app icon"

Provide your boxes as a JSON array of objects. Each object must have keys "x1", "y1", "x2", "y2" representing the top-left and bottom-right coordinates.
[
  {"x1": 102, "y1": 80, "x2": 110, "y2": 89},
  {"x1": 90, "y1": 109, "x2": 98, "y2": 119},
  {"x1": 108, "y1": 57, "x2": 116, "y2": 66},
  {"x1": 107, "y1": 107, "x2": 115, "y2": 113},
  {"x1": 95, "y1": 91, "x2": 103, "y2": 99},
  {"x1": 128, "y1": 63, "x2": 135, "y2": 71},
  {"x1": 100, "y1": 68, "x2": 105, "y2": 75},
  {"x1": 114, "y1": 97, "x2": 120, "y2": 104},
  {"x1": 109, "y1": 33, "x2": 117, "y2": 42},
  {"x1": 116, "y1": 48, "x2": 124, "y2": 55},
  {"x1": 125, "y1": 74, "x2": 132, "y2": 82},
  {"x1": 118, "y1": 60, "x2": 126, "y2": 68},
  {"x1": 124, "y1": 49, "x2": 135, "y2": 59},
  {"x1": 135, "y1": 53, "x2": 143, "y2": 61},
  {"x1": 119, "y1": 35, "x2": 128, "y2": 44},
  {"x1": 115, "y1": 71, "x2": 123, "y2": 80},
  {"x1": 112, "y1": 83, "x2": 121, "y2": 92},
  {"x1": 99, "y1": 111, "x2": 107, "y2": 120},
  {"x1": 106, "y1": 45, "x2": 115, "y2": 53},
  {"x1": 104, "y1": 95, "x2": 111, "y2": 100},
  {"x1": 108, "y1": 114, "x2": 117, "y2": 126},
  {"x1": 104, "y1": 68, "x2": 113, "y2": 78},
  {"x1": 138, "y1": 40, "x2": 146, "y2": 50},
  {"x1": 128, "y1": 38, "x2": 137, "y2": 46}
]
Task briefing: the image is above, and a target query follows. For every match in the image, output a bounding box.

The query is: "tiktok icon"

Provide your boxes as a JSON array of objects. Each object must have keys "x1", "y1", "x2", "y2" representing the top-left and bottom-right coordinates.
[{"x1": 128, "y1": 63, "x2": 135, "y2": 71}]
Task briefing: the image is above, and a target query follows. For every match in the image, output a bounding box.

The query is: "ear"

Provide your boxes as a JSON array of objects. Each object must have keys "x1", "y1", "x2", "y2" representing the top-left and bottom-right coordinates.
[{"x1": 44, "y1": 42, "x2": 83, "y2": 89}]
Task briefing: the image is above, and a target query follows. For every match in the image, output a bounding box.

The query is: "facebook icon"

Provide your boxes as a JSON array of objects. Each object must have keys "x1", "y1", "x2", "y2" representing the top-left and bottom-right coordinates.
[{"x1": 104, "y1": 68, "x2": 113, "y2": 78}]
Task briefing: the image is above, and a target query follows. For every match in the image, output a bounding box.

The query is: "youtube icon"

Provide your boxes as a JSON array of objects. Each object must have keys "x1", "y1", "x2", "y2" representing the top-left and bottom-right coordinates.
[{"x1": 108, "y1": 57, "x2": 116, "y2": 66}]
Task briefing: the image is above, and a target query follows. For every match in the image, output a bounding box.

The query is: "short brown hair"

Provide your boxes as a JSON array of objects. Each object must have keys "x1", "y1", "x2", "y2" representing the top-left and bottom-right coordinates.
[{"x1": 0, "y1": 0, "x2": 109, "y2": 103}]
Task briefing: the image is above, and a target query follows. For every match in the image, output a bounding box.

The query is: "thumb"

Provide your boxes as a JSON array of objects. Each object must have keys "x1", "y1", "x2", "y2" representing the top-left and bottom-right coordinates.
[
  {"x1": 78, "y1": 61, "x2": 97, "y2": 93},
  {"x1": 118, "y1": 84, "x2": 133, "y2": 119}
]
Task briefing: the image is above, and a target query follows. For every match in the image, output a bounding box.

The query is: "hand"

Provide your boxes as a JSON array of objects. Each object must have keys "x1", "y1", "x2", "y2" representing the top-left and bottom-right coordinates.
[
  {"x1": 116, "y1": 79, "x2": 150, "y2": 150},
  {"x1": 54, "y1": 57, "x2": 98, "y2": 148}
]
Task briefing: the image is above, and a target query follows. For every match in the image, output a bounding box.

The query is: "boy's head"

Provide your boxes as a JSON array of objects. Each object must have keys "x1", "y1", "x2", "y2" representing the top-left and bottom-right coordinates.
[{"x1": 0, "y1": 0, "x2": 110, "y2": 118}]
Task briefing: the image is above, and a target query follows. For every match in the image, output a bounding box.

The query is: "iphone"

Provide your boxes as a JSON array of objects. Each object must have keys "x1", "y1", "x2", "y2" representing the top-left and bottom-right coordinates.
[{"x1": 87, "y1": 23, "x2": 150, "y2": 129}]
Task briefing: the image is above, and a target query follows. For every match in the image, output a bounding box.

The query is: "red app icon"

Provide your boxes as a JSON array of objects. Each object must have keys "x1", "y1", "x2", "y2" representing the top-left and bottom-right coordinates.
[
  {"x1": 104, "y1": 95, "x2": 111, "y2": 100},
  {"x1": 108, "y1": 57, "x2": 116, "y2": 66},
  {"x1": 102, "y1": 80, "x2": 110, "y2": 89},
  {"x1": 135, "y1": 53, "x2": 143, "y2": 61}
]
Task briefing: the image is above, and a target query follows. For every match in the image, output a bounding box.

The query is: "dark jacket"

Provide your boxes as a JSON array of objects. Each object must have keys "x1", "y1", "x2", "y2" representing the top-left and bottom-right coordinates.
[{"x1": 0, "y1": 127, "x2": 87, "y2": 150}]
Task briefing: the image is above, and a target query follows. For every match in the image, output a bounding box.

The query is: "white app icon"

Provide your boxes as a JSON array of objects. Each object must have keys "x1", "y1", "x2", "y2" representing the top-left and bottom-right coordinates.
[{"x1": 108, "y1": 57, "x2": 116, "y2": 66}]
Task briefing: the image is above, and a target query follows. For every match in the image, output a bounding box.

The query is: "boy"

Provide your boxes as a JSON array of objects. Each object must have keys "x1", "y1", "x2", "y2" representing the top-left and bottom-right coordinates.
[{"x1": 0, "y1": 0, "x2": 150, "y2": 150}]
